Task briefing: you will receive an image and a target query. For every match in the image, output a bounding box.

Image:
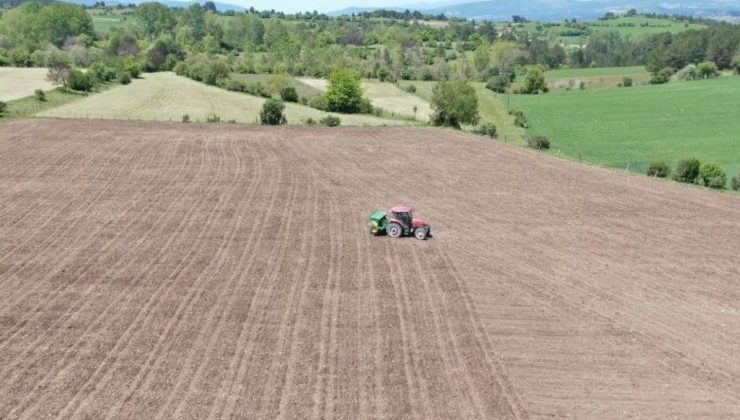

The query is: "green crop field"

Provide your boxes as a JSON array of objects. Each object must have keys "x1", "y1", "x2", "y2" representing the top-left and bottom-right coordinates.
[
  {"x1": 508, "y1": 76, "x2": 740, "y2": 181},
  {"x1": 38, "y1": 72, "x2": 414, "y2": 126},
  {"x1": 87, "y1": 9, "x2": 136, "y2": 33},
  {"x1": 545, "y1": 66, "x2": 648, "y2": 80}
]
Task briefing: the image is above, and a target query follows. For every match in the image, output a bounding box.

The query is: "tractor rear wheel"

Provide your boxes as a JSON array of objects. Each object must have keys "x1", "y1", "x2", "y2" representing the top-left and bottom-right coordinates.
[
  {"x1": 387, "y1": 223, "x2": 402, "y2": 238},
  {"x1": 414, "y1": 228, "x2": 428, "y2": 240}
]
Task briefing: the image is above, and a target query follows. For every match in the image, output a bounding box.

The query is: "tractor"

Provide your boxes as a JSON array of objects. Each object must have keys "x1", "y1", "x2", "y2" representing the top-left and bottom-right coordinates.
[{"x1": 368, "y1": 206, "x2": 431, "y2": 240}]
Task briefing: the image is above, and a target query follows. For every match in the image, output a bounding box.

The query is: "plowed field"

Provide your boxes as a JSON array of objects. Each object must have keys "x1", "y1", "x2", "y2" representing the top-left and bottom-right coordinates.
[{"x1": 1, "y1": 119, "x2": 738, "y2": 419}]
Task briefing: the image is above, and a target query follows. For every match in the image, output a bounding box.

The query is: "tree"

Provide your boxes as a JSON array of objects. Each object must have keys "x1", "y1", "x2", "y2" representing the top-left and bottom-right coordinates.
[
  {"x1": 68, "y1": 69, "x2": 95, "y2": 92},
  {"x1": 430, "y1": 80, "x2": 479, "y2": 128},
  {"x1": 324, "y1": 69, "x2": 370, "y2": 114},
  {"x1": 46, "y1": 50, "x2": 72, "y2": 89},
  {"x1": 260, "y1": 99, "x2": 287, "y2": 125},
  {"x1": 472, "y1": 43, "x2": 491, "y2": 77},
  {"x1": 490, "y1": 41, "x2": 521, "y2": 82},
  {"x1": 485, "y1": 75, "x2": 508, "y2": 93},
  {"x1": 521, "y1": 65, "x2": 546, "y2": 94},
  {"x1": 135, "y1": 2, "x2": 176, "y2": 38},
  {"x1": 203, "y1": 1, "x2": 217, "y2": 13},
  {"x1": 647, "y1": 161, "x2": 671, "y2": 178},
  {"x1": 697, "y1": 61, "x2": 719, "y2": 79},
  {"x1": 280, "y1": 86, "x2": 299, "y2": 103},
  {"x1": 146, "y1": 35, "x2": 184, "y2": 71}
]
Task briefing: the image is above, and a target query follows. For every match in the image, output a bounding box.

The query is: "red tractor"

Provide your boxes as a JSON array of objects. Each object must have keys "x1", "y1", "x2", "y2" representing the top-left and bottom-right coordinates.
[{"x1": 368, "y1": 206, "x2": 431, "y2": 240}]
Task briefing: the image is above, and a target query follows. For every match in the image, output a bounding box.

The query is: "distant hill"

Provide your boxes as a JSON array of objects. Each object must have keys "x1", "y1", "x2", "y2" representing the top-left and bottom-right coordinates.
[
  {"x1": 56, "y1": 0, "x2": 246, "y2": 11},
  {"x1": 331, "y1": 0, "x2": 740, "y2": 22}
]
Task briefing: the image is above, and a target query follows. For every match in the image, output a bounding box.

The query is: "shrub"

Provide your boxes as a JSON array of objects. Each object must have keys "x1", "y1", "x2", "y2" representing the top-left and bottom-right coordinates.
[
  {"x1": 305, "y1": 117, "x2": 316, "y2": 125},
  {"x1": 509, "y1": 109, "x2": 528, "y2": 128},
  {"x1": 699, "y1": 162, "x2": 726, "y2": 189},
  {"x1": 0, "y1": 101, "x2": 7, "y2": 116},
  {"x1": 676, "y1": 64, "x2": 699, "y2": 80},
  {"x1": 431, "y1": 80, "x2": 479, "y2": 128},
  {"x1": 647, "y1": 160, "x2": 671, "y2": 178},
  {"x1": 731, "y1": 174, "x2": 740, "y2": 191},
  {"x1": 68, "y1": 69, "x2": 95, "y2": 92},
  {"x1": 260, "y1": 99, "x2": 287, "y2": 125},
  {"x1": 650, "y1": 68, "x2": 673, "y2": 84},
  {"x1": 309, "y1": 95, "x2": 328, "y2": 111},
  {"x1": 34, "y1": 89, "x2": 46, "y2": 102},
  {"x1": 117, "y1": 71, "x2": 131, "y2": 85},
  {"x1": 520, "y1": 65, "x2": 546, "y2": 94},
  {"x1": 182, "y1": 114, "x2": 190, "y2": 123},
  {"x1": 319, "y1": 115, "x2": 341, "y2": 127},
  {"x1": 325, "y1": 68, "x2": 371, "y2": 114},
  {"x1": 206, "y1": 113, "x2": 221, "y2": 123},
  {"x1": 404, "y1": 84, "x2": 417, "y2": 93},
  {"x1": 280, "y1": 86, "x2": 299, "y2": 103},
  {"x1": 622, "y1": 76, "x2": 633, "y2": 87},
  {"x1": 732, "y1": 57, "x2": 740, "y2": 75},
  {"x1": 472, "y1": 123, "x2": 497, "y2": 138},
  {"x1": 527, "y1": 134, "x2": 550, "y2": 150},
  {"x1": 697, "y1": 61, "x2": 719, "y2": 79},
  {"x1": 673, "y1": 158, "x2": 701, "y2": 183},
  {"x1": 485, "y1": 75, "x2": 508, "y2": 93}
]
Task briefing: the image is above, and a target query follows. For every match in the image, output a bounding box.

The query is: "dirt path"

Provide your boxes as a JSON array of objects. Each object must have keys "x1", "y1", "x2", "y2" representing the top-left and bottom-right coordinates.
[{"x1": 0, "y1": 119, "x2": 738, "y2": 419}]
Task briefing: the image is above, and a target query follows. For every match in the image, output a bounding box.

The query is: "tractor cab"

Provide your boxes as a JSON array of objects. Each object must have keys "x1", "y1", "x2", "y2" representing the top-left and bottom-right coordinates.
[{"x1": 390, "y1": 206, "x2": 413, "y2": 229}]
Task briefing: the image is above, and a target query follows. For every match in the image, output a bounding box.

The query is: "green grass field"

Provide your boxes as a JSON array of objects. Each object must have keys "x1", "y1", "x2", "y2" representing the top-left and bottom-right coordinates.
[
  {"x1": 38, "y1": 72, "x2": 415, "y2": 126},
  {"x1": 0, "y1": 88, "x2": 90, "y2": 123},
  {"x1": 508, "y1": 76, "x2": 740, "y2": 181},
  {"x1": 0, "y1": 67, "x2": 54, "y2": 101},
  {"x1": 398, "y1": 80, "x2": 527, "y2": 144},
  {"x1": 545, "y1": 66, "x2": 648, "y2": 80}
]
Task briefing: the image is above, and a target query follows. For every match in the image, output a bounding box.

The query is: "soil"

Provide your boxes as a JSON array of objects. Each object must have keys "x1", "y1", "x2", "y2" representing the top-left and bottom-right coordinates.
[{"x1": 1, "y1": 119, "x2": 738, "y2": 419}]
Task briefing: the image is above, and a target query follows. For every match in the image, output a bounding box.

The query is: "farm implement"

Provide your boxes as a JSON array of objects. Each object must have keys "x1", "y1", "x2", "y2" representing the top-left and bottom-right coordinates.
[{"x1": 368, "y1": 206, "x2": 431, "y2": 240}]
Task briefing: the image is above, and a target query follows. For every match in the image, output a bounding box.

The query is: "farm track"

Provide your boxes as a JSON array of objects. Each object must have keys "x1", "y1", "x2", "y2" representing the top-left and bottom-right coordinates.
[{"x1": 0, "y1": 119, "x2": 739, "y2": 419}]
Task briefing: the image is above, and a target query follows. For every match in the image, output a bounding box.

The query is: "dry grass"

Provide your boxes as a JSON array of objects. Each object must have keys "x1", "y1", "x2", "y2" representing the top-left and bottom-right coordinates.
[
  {"x1": 39, "y1": 72, "x2": 414, "y2": 126},
  {"x1": 0, "y1": 67, "x2": 55, "y2": 101}
]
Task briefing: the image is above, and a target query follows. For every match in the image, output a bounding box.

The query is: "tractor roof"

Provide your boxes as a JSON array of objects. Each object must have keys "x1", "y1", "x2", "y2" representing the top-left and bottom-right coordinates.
[{"x1": 391, "y1": 206, "x2": 412, "y2": 213}]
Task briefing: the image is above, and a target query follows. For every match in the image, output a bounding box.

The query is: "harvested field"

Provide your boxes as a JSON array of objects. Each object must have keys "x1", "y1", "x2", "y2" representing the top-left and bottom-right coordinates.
[
  {"x1": 38, "y1": 72, "x2": 412, "y2": 126},
  {"x1": 1, "y1": 119, "x2": 739, "y2": 419},
  {"x1": 0, "y1": 67, "x2": 54, "y2": 101}
]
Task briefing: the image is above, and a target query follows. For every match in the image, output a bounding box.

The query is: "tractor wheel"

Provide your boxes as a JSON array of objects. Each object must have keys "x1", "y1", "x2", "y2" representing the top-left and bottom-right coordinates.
[
  {"x1": 414, "y1": 228, "x2": 428, "y2": 240},
  {"x1": 387, "y1": 223, "x2": 402, "y2": 238}
]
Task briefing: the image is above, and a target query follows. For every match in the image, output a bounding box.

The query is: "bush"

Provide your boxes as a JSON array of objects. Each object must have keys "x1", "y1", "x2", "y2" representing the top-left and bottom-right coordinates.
[
  {"x1": 622, "y1": 76, "x2": 633, "y2": 87},
  {"x1": 697, "y1": 61, "x2": 719, "y2": 79},
  {"x1": 699, "y1": 162, "x2": 726, "y2": 189},
  {"x1": 319, "y1": 115, "x2": 341, "y2": 127},
  {"x1": 280, "y1": 86, "x2": 298, "y2": 103},
  {"x1": 34, "y1": 89, "x2": 46, "y2": 102},
  {"x1": 117, "y1": 71, "x2": 131, "y2": 85},
  {"x1": 309, "y1": 95, "x2": 328, "y2": 111},
  {"x1": 68, "y1": 69, "x2": 95, "y2": 92},
  {"x1": 647, "y1": 160, "x2": 671, "y2": 178},
  {"x1": 325, "y1": 68, "x2": 371, "y2": 114},
  {"x1": 260, "y1": 99, "x2": 287, "y2": 125},
  {"x1": 431, "y1": 80, "x2": 479, "y2": 128},
  {"x1": 485, "y1": 75, "x2": 508, "y2": 93},
  {"x1": 472, "y1": 123, "x2": 497, "y2": 138},
  {"x1": 650, "y1": 68, "x2": 673, "y2": 84},
  {"x1": 404, "y1": 84, "x2": 417, "y2": 93},
  {"x1": 731, "y1": 174, "x2": 740, "y2": 191},
  {"x1": 527, "y1": 134, "x2": 550, "y2": 150},
  {"x1": 305, "y1": 117, "x2": 316, "y2": 125},
  {"x1": 206, "y1": 113, "x2": 221, "y2": 123},
  {"x1": 90, "y1": 62, "x2": 116, "y2": 83},
  {"x1": 676, "y1": 64, "x2": 699, "y2": 80},
  {"x1": 673, "y1": 158, "x2": 701, "y2": 183},
  {"x1": 520, "y1": 65, "x2": 546, "y2": 94},
  {"x1": 509, "y1": 109, "x2": 528, "y2": 128},
  {"x1": 182, "y1": 114, "x2": 190, "y2": 123},
  {"x1": 732, "y1": 57, "x2": 740, "y2": 75},
  {"x1": 0, "y1": 101, "x2": 7, "y2": 116}
]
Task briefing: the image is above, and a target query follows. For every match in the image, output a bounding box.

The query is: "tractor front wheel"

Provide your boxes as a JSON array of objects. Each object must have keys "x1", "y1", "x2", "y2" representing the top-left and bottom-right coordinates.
[
  {"x1": 387, "y1": 223, "x2": 402, "y2": 238},
  {"x1": 414, "y1": 228, "x2": 428, "y2": 240}
]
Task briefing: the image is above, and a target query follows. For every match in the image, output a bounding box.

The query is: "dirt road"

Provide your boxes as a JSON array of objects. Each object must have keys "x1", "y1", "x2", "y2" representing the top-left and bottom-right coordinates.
[{"x1": 1, "y1": 119, "x2": 738, "y2": 418}]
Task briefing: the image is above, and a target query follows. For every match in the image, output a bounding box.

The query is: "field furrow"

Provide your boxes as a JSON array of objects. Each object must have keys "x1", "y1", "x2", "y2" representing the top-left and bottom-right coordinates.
[{"x1": 1, "y1": 119, "x2": 738, "y2": 419}]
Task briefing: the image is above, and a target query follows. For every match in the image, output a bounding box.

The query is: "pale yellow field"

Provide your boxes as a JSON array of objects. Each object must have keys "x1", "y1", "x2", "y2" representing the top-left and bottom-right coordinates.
[
  {"x1": 39, "y1": 72, "x2": 413, "y2": 126},
  {"x1": 0, "y1": 67, "x2": 55, "y2": 101},
  {"x1": 299, "y1": 78, "x2": 432, "y2": 121}
]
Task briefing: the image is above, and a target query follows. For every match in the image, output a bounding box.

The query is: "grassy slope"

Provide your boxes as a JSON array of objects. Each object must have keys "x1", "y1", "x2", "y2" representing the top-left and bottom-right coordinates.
[
  {"x1": 545, "y1": 66, "x2": 648, "y2": 80},
  {"x1": 0, "y1": 67, "x2": 54, "y2": 101},
  {"x1": 39, "y1": 72, "x2": 414, "y2": 126},
  {"x1": 298, "y1": 78, "x2": 433, "y2": 121},
  {"x1": 401, "y1": 80, "x2": 527, "y2": 144},
  {"x1": 230, "y1": 73, "x2": 323, "y2": 99},
  {"x1": 0, "y1": 88, "x2": 91, "y2": 123},
  {"x1": 508, "y1": 76, "x2": 740, "y2": 180}
]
